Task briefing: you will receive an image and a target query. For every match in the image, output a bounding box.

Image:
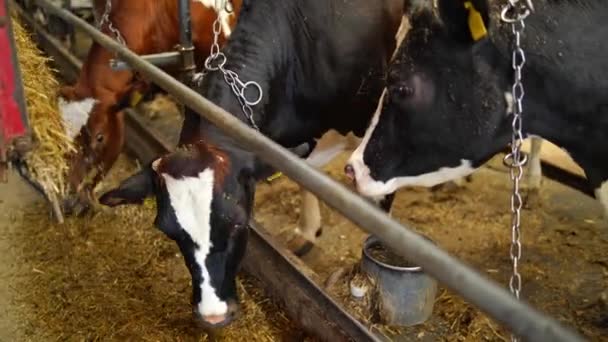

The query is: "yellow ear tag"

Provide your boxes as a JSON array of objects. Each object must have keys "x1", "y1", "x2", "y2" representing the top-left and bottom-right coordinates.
[
  {"x1": 129, "y1": 90, "x2": 143, "y2": 107},
  {"x1": 464, "y1": 1, "x2": 488, "y2": 41},
  {"x1": 266, "y1": 172, "x2": 283, "y2": 183}
]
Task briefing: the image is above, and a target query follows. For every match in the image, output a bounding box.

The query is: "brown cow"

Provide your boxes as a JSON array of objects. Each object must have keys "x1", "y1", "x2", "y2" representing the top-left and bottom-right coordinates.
[{"x1": 60, "y1": 0, "x2": 242, "y2": 213}]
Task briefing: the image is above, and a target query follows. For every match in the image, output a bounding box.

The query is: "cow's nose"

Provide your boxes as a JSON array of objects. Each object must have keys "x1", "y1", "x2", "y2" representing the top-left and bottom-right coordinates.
[
  {"x1": 344, "y1": 164, "x2": 355, "y2": 180},
  {"x1": 194, "y1": 300, "x2": 239, "y2": 330}
]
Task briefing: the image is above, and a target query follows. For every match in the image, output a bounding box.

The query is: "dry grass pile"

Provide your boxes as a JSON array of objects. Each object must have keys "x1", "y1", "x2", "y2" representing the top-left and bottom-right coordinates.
[
  {"x1": 11, "y1": 202, "x2": 303, "y2": 341},
  {"x1": 8, "y1": 156, "x2": 307, "y2": 341},
  {"x1": 10, "y1": 16, "x2": 75, "y2": 203}
]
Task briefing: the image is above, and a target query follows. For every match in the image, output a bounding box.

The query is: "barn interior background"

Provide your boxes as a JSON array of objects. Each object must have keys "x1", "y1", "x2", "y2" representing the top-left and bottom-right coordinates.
[{"x1": 0, "y1": 0, "x2": 606, "y2": 341}]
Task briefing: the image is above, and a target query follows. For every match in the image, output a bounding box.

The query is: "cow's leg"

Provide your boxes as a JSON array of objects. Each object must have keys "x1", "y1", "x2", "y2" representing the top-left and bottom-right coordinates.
[
  {"x1": 287, "y1": 131, "x2": 360, "y2": 256},
  {"x1": 522, "y1": 137, "x2": 543, "y2": 208},
  {"x1": 527, "y1": 137, "x2": 543, "y2": 189},
  {"x1": 288, "y1": 187, "x2": 323, "y2": 256},
  {"x1": 596, "y1": 181, "x2": 608, "y2": 219}
]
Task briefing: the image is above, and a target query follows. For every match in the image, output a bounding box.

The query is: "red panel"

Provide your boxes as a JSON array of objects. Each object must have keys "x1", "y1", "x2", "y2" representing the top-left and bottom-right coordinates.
[{"x1": 0, "y1": 0, "x2": 27, "y2": 144}]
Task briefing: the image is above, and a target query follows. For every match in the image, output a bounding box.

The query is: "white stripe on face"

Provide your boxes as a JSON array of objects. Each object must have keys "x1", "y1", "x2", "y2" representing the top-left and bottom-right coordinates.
[
  {"x1": 347, "y1": 89, "x2": 387, "y2": 199},
  {"x1": 161, "y1": 169, "x2": 228, "y2": 317},
  {"x1": 350, "y1": 92, "x2": 472, "y2": 197},
  {"x1": 59, "y1": 97, "x2": 97, "y2": 139},
  {"x1": 347, "y1": 15, "x2": 414, "y2": 198},
  {"x1": 392, "y1": 16, "x2": 410, "y2": 60},
  {"x1": 354, "y1": 157, "x2": 475, "y2": 198},
  {"x1": 196, "y1": 0, "x2": 234, "y2": 38}
]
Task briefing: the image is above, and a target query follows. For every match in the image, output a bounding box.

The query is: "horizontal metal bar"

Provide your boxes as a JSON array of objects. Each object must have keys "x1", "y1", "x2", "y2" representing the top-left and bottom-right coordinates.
[
  {"x1": 109, "y1": 51, "x2": 181, "y2": 71},
  {"x1": 34, "y1": 1, "x2": 585, "y2": 341}
]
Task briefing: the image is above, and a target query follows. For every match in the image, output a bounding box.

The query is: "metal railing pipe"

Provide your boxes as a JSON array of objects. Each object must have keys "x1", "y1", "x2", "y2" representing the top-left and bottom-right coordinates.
[{"x1": 33, "y1": 1, "x2": 585, "y2": 341}]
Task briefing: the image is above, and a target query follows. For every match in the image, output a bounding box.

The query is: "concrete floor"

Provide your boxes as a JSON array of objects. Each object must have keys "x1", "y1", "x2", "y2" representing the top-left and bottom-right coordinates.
[{"x1": 0, "y1": 168, "x2": 44, "y2": 342}]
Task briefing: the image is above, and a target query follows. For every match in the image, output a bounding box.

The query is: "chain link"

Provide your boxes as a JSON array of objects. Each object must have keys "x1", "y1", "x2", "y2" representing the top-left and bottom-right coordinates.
[
  {"x1": 197, "y1": 5, "x2": 263, "y2": 131},
  {"x1": 97, "y1": 0, "x2": 126, "y2": 46},
  {"x1": 501, "y1": 1, "x2": 533, "y2": 341}
]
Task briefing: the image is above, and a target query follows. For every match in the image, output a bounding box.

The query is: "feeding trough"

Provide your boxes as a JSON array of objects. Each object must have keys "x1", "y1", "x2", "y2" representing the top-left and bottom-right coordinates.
[{"x1": 359, "y1": 234, "x2": 438, "y2": 326}]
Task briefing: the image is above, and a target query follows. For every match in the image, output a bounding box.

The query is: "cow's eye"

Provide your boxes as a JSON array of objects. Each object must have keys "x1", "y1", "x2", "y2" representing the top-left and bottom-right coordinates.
[{"x1": 96, "y1": 133, "x2": 104, "y2": 143}]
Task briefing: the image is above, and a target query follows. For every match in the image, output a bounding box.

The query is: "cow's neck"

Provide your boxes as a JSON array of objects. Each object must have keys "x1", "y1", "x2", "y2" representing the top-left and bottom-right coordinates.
[
  {"x1": 199, "y1": 2, "x2": 299, "y2": 131},
  {"x1": 196, "y1": 0, "x2": 392, "y2": 147},
  {"x1": 195, "y1": 1, "x2": 311, "y2": 143}
]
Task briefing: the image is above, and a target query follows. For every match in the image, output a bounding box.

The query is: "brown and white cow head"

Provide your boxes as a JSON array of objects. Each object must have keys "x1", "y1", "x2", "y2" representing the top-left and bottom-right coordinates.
[
  {"x1": 60, "y1": 84, "x2": 137, "y2": 212},
  {"x1": 99, "y1": 141, "x2": 257, "y2": 328}
]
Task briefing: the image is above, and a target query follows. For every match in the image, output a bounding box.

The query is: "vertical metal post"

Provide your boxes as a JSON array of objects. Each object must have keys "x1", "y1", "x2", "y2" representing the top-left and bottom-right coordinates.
[
  {"x1": 63, "y1": 0, "x2": 75, "y2": 50},
  {"x1": 177, "y1": 0, "x2": 195, "y2": 86}
]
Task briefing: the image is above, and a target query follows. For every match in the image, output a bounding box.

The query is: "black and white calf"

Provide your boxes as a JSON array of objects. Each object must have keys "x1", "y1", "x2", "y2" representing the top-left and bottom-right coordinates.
[
  {"x1": 346, "y1": 0, "x2": 608, "y2": 216},
  {"x1": 99, "y1": 0, "x2": 404, "y2": 329}
]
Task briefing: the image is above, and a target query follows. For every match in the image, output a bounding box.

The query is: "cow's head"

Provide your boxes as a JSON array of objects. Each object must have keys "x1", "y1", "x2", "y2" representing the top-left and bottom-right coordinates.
[
  {"x1": 60, "y1": 85, "x2": 130, "y2": 212},
  {"x1": 346, "y1": 0, "x2": 512, "y2": 199},
  {"x1": 99, "y1": 141, "x2": 255, "y2": 329}
]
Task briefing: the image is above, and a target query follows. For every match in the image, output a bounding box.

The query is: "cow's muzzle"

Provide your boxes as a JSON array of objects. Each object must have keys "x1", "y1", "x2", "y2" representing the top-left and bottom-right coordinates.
[{"x1": 193, "y1": 300, "x2": 239, "y2": 331}]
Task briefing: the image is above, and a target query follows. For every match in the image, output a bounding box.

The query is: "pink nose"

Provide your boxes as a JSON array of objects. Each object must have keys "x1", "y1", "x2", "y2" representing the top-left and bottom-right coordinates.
[
  {"x1": 202, "y1": 313, "x2": 232, "y2": 326},
  {"x1": 194, "y1": 301, "x2": 239, "y2": 330},
  {"x1": 344, "y1": 164, "x2": 355, "y2": 180}
]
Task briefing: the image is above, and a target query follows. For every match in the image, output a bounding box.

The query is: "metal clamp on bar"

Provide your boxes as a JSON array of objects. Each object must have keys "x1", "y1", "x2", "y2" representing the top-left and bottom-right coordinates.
[
  {"x1": 177, "y1": 0, "x2": 195, "y2": 86},
  {"x1": 177, "y1": 44, "x2": 196, "y2": 84},
  {"x1": 109, "y1": 51, "x2": 181, "y2": 71}
]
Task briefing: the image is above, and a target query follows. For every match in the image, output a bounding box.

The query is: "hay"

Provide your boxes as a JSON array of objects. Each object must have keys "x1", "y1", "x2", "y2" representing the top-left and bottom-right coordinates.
[
  {"x1": 8, "y1": 155, "x2": 310, "y2": 341},
  {"x1": 10, "y1": 15, "x2": 75, "y2": 201}
]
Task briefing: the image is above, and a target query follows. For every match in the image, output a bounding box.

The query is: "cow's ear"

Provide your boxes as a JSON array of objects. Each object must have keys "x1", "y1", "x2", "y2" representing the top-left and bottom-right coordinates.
[
  {"x1": 99, "y1": 166, "x2": 155, "y2": 206},
  {"x1": 438, "y1": 0, "x2": 490, "y2": 43}
]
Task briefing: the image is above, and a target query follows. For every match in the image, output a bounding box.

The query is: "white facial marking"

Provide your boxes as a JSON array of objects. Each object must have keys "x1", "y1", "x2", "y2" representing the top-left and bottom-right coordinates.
[
  {"x1": 392, "y1": 15, "x2": 410, "y2": 60},
  {"x1": 347, "y1": 89, "x2": 387, "y2": 198},
  {"x1": 161, "y1": 169, "x2": 228, "y2": 317},
  {"x1": 347, "y1": 18, "x2": 416, "y2": 198},
  {"x1": 196, "y1": 0, "x2": 234, "y2": 38},
  {"x1": 358, "y1": 159, "x2": 475, "y2": 198},
  {"x1": 59, "y1": 97, "x2": 97, "y2": 139},
  {"x1": 596, "y1": 181, "x2": 608, "y2": 218},
  {"x1": 349, "y1": 92, "x2": 476, "y2": 198}
]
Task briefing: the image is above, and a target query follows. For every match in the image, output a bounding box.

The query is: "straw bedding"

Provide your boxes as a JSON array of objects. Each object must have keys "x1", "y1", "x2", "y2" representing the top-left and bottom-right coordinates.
[{"x1": 10, "y1": 15, "x2": 75, "y2": 203}]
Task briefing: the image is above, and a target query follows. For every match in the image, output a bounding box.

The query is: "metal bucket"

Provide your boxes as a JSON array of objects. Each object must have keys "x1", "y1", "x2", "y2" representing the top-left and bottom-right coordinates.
[{"x1": 360, "y1": 235, "x2": 437, "y2": 326}]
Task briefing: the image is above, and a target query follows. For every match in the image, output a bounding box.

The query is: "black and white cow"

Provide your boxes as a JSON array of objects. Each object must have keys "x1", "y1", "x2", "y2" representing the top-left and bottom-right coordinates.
[
  {"x1": 98, "y1": 0, "x2": 404, "y2": 329},
  {"x1": 346, "y1": 0, "x2": 608, "y2": 216}
]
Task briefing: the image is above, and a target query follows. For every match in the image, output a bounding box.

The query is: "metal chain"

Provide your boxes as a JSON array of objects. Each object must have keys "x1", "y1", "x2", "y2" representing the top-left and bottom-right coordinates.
[
  {"x1": 97, "y1": 0, "x2": 126, "y2": 46},
  {"x1": 501, "y1": 1, "x2": 533, "y2": 341},
  {"x1": 198, "y1": 6, "x2": 263, "y2": 131}
]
